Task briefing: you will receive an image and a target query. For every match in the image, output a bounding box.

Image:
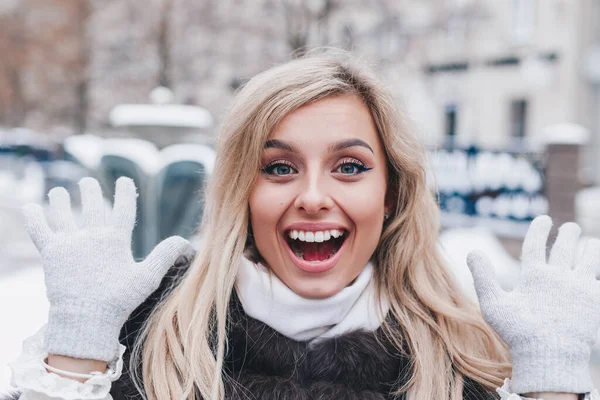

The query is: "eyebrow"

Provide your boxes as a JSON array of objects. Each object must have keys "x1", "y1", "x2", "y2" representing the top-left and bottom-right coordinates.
[
  {"x1": 264, "y1": 138, "x2": 374, "y2": 154},
  {"x1": 264, "y1": 139, "x2": 296, "y2": 152},
  {"x1": 329, "y1": 138, "x2": 374, "y2": 154}
]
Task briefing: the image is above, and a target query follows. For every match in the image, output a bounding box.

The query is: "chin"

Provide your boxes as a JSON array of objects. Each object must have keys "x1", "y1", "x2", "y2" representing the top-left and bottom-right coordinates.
[{"x1": 288, "y1": 276, "x2": 346, "y2": 299}]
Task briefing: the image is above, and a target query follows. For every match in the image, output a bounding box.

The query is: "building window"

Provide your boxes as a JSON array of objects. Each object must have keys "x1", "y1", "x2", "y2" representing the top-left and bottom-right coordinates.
[
  {"x1": 445, "y1": 104, "x2": 458, "y2": 138},
  {"x1": 510, "y1": 99, "x2": 528, "y2": 138},
  {"x1": 513, "y1": 0, "x2": 536, "y2": 43}
]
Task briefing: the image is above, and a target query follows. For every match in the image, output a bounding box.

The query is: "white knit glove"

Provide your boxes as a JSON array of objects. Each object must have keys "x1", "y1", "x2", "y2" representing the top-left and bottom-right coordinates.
[
  {"x1": 21, "y1": 177, "x2": 191, "y2": 362},
  {"x1": 467, "y1": 215, "x2": 600, "y2": 395}
]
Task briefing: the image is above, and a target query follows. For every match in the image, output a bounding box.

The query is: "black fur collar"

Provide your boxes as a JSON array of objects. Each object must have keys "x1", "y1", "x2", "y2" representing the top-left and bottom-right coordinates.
[
  {"x1": 109, "y1": 254, "x2": 496, "y2": 400},
  {"x1": 222, "y1": 291, "x2": 410, "y2": 399}
]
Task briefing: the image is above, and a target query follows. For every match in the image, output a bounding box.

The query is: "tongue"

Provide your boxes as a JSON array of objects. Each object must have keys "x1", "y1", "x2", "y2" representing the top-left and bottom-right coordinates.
[{"x1": 302, "y1": 241, "x2": 337, "y2": 262}]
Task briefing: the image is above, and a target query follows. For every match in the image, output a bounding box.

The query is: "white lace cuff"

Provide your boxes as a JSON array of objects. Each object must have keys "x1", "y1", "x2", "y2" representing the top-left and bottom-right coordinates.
[
  {"x1": 498, "y1": 379, "x2": 600, "y2": 400},
  {"x1": 9, "y1": 326, "x2": 125, "y2": 400}
]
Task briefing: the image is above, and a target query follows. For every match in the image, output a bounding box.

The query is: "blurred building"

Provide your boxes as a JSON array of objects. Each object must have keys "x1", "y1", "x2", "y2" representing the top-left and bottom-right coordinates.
[
  {"x1": 381, "y1": 0, "x2": 595, "y2": 235},
  {"x1": 380, "y1": 1, "x2": 598, "y2": 183},
  {"x1": 2, "y1": 0, "x2": 600, "y2": 183}
]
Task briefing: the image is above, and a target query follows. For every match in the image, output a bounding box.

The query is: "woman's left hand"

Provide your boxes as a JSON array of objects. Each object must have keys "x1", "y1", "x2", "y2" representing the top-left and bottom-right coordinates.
[{"x1": 467, "y1": 215, "x2": 600, "y2": 395}]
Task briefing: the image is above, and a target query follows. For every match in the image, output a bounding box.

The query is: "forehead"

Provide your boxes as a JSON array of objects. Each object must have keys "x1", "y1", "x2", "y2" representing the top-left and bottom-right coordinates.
[{"x1": 269, "y1": 94, "x2": 381, "y2": 150}]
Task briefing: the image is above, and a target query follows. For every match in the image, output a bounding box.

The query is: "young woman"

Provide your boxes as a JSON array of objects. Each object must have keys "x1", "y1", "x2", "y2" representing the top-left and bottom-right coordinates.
[{"x1": 5, "y1": 51, "x2": 600, "y2": 400}]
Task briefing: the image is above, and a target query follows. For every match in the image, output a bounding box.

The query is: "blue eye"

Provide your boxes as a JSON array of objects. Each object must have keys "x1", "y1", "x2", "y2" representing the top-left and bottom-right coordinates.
[
  {"x1": 262, "y1": 162, "x2": 297, "y2": 176},
  {"x1": 335, "y1": 161, "x2": 372, "y2": 175}
]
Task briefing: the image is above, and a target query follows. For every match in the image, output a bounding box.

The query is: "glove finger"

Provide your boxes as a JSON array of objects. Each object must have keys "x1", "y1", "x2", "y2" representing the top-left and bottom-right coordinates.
[
  {"x1": 47, "y1": 187, "x2": 77, "y2": 233},
  {"x1": 138, "y1": 236, "x2": 190, "y2": 289},
  {"x1": 79, "y1": 177, "x2": 106, "y2": 228},
  {"x1": 548, "y1": 222, "x2": 581, "y2": 270},
  {"x1": 466, "y1": 250, "x2": 506, "y2": 308},
  {"x1": 575, "y1": 238, "x2": 600, "y2": 277},
  {"x1": 21, "y1": 203, "x2": 53, "y2": 250},
  {"x1": 521, "y1": 215, "x2": 552, "y2": 268},
  {"x1": 110, "y1": 177, "x2": 138, "y2": 232}
]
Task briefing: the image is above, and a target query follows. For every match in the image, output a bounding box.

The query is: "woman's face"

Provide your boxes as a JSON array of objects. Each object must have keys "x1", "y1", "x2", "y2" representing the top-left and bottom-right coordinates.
[{"x1": 249, "y1": 94, "x2": 390, "y2": 299}]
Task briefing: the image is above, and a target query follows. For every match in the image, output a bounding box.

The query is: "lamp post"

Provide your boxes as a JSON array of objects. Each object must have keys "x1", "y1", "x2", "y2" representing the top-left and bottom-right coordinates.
[{"x1": 582, "y1": 44, "x2": 600, "y2": 185}]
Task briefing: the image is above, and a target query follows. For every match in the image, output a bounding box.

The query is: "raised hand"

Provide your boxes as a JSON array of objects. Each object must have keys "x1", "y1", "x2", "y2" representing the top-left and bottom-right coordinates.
[
  {"x1": 467, "y1": 215, "x2": 600, "y2": 394},
  {"x1": 21, "y1": 177, "x2": 190, "y2": 362}
]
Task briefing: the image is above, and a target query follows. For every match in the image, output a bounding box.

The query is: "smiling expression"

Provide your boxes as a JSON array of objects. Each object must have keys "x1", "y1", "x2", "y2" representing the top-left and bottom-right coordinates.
[{"x1": 248, "y1": 94, "x2": 390, "y2": 299}]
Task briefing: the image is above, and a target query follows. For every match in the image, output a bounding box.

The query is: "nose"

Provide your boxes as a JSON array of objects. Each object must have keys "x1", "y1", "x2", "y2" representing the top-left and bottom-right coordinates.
[{"x1": 293, "y1": 173, "x2": 334, "y2": 215}]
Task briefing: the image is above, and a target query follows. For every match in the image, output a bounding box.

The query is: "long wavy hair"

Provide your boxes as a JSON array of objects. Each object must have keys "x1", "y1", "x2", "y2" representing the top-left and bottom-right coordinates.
[{"x1": 132, "y1": 50, "x2": 511, "y2": 400}]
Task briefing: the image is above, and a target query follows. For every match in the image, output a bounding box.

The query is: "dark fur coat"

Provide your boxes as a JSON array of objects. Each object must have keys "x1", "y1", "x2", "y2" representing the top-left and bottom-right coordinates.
[
  {"x1": 113, "y1": 255, "x2": 497, "y2": 399},
  {"x1": 3, "y1": 254, "x2": 497, "y2": 400}
]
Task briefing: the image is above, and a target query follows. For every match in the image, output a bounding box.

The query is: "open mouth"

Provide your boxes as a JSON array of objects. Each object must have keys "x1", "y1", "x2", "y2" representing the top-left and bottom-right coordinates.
[{"x1": 285, "y1": 229, "x2": 347, "y2": 262}]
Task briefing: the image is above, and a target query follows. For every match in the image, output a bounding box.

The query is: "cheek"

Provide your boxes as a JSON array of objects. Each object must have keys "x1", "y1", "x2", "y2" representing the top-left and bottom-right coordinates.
[
  {"x1": 248, "y1": 182, "x2": 290, "y2": 241},
  {"x1": 335, "y1": 178, "x2": 387, "y2": 249},
  {"x1": 345, "y1": 191, "x2": 385, "y2": 228},
  {"x1": 338, "y1": 177, "x2": 387, "y2": 222}
]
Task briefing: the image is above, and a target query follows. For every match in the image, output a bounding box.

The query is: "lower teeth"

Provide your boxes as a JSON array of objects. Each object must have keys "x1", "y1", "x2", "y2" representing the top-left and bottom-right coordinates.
[
  {"x1": 293, "y1": 249, "x2": 337, "y2": 261},
  {"x1": 288, "y1": 235, "x2": 345, "y2": 261}
]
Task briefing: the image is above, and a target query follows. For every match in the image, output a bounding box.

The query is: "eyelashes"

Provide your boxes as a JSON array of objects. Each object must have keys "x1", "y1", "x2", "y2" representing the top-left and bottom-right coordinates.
[
  {"x1": 261, "y1": 158, "x2": 372, "y2": 177},
  {"x1": 335, "y1": 158, "x2": 372, "y2": 175},
  {"x1": 262, "y1": 160, "x2": 297, "y2": 176}
]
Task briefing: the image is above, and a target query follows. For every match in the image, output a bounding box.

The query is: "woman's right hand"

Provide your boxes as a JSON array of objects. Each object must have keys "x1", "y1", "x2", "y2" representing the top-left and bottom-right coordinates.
[{"x1": 22, "y1": 177, "x2": 190, "y2": 363}]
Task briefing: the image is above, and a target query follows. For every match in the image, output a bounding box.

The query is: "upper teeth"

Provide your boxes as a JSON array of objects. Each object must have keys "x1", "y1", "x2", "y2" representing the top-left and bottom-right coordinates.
[{"x1": 288, "y1": 229, "x2": 344, "y2": 243}]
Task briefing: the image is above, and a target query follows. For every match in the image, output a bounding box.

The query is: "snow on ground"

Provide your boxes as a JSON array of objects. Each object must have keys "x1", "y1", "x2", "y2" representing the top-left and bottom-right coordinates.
[
  {"x1": 0, "y1": 175, "x2": 48, "y2": 394},
  {"x1": 439, "y1": 226, "x2": 521, "y2": 301},
  {"x1": 0, "y1": 263, "x2": 47, "y2": 394}
]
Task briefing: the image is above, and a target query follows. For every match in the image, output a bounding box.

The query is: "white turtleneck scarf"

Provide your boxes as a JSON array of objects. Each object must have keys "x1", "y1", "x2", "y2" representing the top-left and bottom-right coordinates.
[{"x1": 235, "y1": 257, "x2": 390, "y2": 343}]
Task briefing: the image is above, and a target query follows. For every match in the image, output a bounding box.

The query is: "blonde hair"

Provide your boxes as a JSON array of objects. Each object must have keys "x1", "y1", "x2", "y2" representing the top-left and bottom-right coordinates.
[{"x1": 134, "y1": 50, "x2": 511, "y2": 400}]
